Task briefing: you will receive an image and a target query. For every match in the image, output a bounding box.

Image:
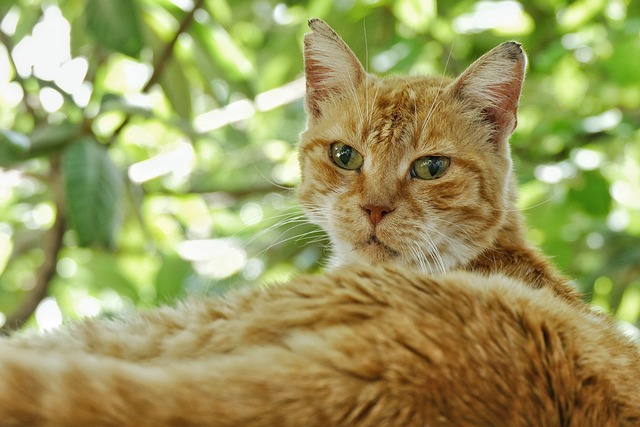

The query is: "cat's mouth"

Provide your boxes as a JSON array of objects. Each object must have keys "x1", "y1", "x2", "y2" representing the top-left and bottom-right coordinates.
[{"x1": 355, "y1": 234, "x2": 400, "y2": 258}]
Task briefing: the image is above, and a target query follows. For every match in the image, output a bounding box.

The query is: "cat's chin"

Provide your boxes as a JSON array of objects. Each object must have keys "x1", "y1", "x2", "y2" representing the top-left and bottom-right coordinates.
[{"x1": 352, "y1": 236, "x2": 400, "y2": 263}]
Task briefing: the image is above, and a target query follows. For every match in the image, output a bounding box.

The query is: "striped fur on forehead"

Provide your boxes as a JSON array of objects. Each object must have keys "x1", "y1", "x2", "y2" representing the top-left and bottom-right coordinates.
[{"x1": 361, "y1": 79, "x2": 417, "y2": 146}]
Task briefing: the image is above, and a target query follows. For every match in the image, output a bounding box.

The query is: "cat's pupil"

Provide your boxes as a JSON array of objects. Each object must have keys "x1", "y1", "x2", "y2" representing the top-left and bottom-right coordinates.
[
  {"x1": 330, "y1": 142, "x2": 363, "y2": 170},
  {"x1": 411, "y1": 156, "x2": 451, "y2": 180},
  {"x1": 428, "y1": 158, "x2": 441, "y2": 176},
  {"x1": 338, "y1": 146, "x2": 352, "y2": 165}
]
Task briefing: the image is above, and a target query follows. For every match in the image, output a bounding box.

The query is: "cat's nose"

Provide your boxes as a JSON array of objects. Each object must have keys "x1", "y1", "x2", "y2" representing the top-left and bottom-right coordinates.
[{"x1": 362, "y1": 204, "x2": 394, "y2": 228}]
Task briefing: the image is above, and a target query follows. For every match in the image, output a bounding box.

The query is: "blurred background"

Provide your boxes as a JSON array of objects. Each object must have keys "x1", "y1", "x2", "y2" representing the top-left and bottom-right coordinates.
[{"x1": 0, "y1": 0, "x2": 639, "y2": 335}]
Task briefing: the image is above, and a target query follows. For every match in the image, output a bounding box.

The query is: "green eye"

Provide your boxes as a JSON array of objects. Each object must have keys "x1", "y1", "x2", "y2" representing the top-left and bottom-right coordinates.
[
  {"x1": 411, "y1": 156, "x2": 451, "y2": 180},
  {"x1": 330, "y1": 142, "x2": 363, "y2": 171}
]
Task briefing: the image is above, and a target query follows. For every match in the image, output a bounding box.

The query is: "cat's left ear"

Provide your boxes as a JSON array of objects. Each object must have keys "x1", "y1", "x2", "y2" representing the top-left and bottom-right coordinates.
[
  {"x1": 449, "y1": 42, "x2": 527, "y2": 146},
  {"x1": 303, "y1": 19, "x2": 366, "y2": 119}
]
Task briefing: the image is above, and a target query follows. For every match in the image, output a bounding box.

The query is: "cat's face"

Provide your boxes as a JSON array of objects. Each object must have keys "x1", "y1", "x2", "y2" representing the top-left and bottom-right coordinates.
[{"x1": 298, "y1": 19, "x2": 526, "y2": 272}]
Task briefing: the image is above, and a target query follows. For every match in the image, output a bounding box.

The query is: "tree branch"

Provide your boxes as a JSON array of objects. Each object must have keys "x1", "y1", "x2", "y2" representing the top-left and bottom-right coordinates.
[
  {"x1": 109, "y1": 0, "x2": 206, "y2": 144},
  {"x1": 144, "y1": 0, "x2": 206, "y2": 92},
  {"x1": 0, "y1": 157, "x2": 65, "y2": 336}
]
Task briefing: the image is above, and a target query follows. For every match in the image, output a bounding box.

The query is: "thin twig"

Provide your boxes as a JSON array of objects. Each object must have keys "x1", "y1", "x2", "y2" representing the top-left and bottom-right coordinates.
[
  {"x1": 144, "y1": 0, "x2": 205, "y2": 92},
  {"x1": 109, "y1": 0, "x2": 205, "y2": 144},
  {"x1": 0, "y1": 156, "x2": 65, "y2": 336}
]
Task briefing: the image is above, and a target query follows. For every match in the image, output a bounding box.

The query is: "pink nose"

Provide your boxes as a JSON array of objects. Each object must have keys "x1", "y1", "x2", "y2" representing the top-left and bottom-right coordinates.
[{"x1": 362, "y1": 204, "x2": 393, "y2": 228}]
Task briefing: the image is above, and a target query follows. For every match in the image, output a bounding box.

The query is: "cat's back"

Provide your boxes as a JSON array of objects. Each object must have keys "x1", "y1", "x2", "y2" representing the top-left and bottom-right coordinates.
[
  {"x1": 7, "y1": 244, "x2": 636, "y2": 427},
  {"x1": 182, "y1": 265, "x2": 640, "y2": 426},
  {"x1": 1, "y1": 265, "x2": 638, "y2": 427}
]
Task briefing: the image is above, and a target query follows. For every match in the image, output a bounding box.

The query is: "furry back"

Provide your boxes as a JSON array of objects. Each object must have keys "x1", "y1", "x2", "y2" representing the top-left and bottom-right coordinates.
[{"x1": 1, "y1": 265, "x2": 639, "y2": 426}]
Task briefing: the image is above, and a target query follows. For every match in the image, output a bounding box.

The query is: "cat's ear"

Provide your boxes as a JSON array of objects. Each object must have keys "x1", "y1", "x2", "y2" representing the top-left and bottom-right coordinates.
[
  {"x1": 449, "y1": 42, "x2": 527, "y2": 146},
  {"x1": 303, "y1": 19, "x2": 365, "y2": 119}
]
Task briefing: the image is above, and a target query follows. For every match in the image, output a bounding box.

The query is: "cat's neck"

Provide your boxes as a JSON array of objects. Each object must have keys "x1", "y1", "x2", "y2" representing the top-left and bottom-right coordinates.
[{"x1": 463, "y1": 211, "x2": 582, "y2": 305}]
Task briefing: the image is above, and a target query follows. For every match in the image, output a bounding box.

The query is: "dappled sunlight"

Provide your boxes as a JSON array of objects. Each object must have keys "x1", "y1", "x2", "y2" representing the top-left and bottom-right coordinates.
[
  {"x1": 103, "y1": 58, "x2": 152, "y2": 94},
  {"x1": 177, "y1": 239, "x2": 247, "y2": 279},
  {"x1": 35, "y1": 297, "x2": 62, "y2": 331},
  {"x1": 128, "y1": 140, "x2": 195, "y2": 184},
  {"x1": 453, "y1": 1, "x2": 533, "y2": 35},
  {"x1": 582, "y1": 109, "x2": 622, "y2": 133},
  {"x1": 11, "y1": 7, "x2": 70, "y2": 80},
  {"x1": 571, "y1": 148, "x2": 604, "y2": 170},
  {"x1": 193, "y1": 77, "x2": 305, "y2": 132}
]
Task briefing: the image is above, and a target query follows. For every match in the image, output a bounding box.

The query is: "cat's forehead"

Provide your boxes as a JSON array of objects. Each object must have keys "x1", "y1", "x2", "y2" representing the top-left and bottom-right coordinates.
[
  {"x1": 368, "y1": 75, "x2": 454, "y2": 107},
  {"x1": 340, "y1": 75, "x2": 457, "y2": 148},
  {"x1": 303, "y1": 73, "x2": 466, "y2": 158}
]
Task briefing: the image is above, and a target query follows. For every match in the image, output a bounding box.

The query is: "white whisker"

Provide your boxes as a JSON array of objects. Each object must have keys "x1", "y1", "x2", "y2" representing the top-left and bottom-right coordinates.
[
  {"x1": 367, "y1": 80, "x2": 382, "y2": 128},
  {"x1": 252, "y1": 164, "x2": 296, "y2": 192},
  {"x1": 237, "y1": 213, "x2": 310, "y2": 251},
  {"x1": 255, "y1": 227, "x2": 328, "y2": 259},
  {"x1": 420, "y1": 43, "x2": 455, "y2": 141}
]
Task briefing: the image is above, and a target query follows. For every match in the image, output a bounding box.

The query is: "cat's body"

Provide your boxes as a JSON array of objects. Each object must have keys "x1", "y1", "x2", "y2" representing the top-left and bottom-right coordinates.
[
  {"x1": 2, "y1": 266, "x2": 639, "y2": 426},
  {"x1": 0, "y1": 19, "x2": 638, "y2": 426}
]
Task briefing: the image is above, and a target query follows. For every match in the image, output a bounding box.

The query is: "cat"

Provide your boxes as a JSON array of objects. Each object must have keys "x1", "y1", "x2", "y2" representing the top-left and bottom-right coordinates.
[
  {"x1": 298, "y1": 19, "x2": 577, "y2": 303},
  {"x1": 0, "y1": 18, "x2": 638, "y2": 427}
]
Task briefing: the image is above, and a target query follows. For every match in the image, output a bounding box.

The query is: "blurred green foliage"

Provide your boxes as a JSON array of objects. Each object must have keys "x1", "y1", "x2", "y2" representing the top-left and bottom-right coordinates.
[{"x1": 0, "y1": 0, "x2": 639, "y2": 333}]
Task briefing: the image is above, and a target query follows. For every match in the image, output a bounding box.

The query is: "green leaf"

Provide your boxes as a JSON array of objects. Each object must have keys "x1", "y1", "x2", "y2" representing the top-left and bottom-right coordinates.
[
  {"x1": 29, "y1": 122, "x2": 80, "y2": 153},
  {"x1": 154, "y1": 253, "x2": 193, "y2": 304},
  {"x1": 101, "y1": 93, "x2": 153, "y2": 117},
  {"x1": 616, "y1": 282, "x2": 640, "y2": 324},
  {"x1": 569, "y1": 171, "x2": 611, "y2": 217},
  {"x1": 0, "y1": 130, "x2": 30, "y2": 165},
  {"x1": 0, "y1": 124, "x2": 80, "y2": 166},
  {"x1": 85, "y1": 0, "x2": 144, "y2": 58},
  {"x1": 0, "y1": 1, "x2": 11, "y2": 18},
  {"x1": 63, "y1": 137, "x2": 124, "y2": 248},
  {"x1": 82, "y1": 252, "x2": 141, "y2": 302},
  {"x1": 392, "y1": 0, "x2": 436, "y2": 33},
  {"x1": 557, "y1": 0, "x2": 607, "y2": 31},
  {"x1": 191, "y1": 21, "x2": 254, "y2": 81},
  {"x1": 11, "y1": 5, "x2": 43, "y2": 42},
  {"x1": 159, "y1": 58, "x2": 192, "y2": 119},
  {"x1": 602, "y1": 38, "x2": 640, "y2": 86}
]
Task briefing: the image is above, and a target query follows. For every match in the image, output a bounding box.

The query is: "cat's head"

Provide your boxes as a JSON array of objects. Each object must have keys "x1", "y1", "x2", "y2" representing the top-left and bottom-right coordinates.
[{"x1": 298, "y1": 19, "x2": 526, "y2": 273}]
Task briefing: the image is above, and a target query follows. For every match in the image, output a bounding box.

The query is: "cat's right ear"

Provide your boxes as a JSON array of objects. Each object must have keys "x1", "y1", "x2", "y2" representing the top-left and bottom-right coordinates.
[
  {"x1": 304, "y1": 19, "x2": 365, "y2": 119},
  {"x1": 449, "y1": 42, "x2": 527, "y2": 147}
]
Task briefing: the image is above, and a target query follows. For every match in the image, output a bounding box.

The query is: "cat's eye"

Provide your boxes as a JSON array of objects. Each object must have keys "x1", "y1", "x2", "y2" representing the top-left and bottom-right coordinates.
[
  {"x1": 411, "y1": 156, "x2": 451, "y2": 180},
  {"x1": 330, "y1": 142, "x2": 363, "y2": 171}
]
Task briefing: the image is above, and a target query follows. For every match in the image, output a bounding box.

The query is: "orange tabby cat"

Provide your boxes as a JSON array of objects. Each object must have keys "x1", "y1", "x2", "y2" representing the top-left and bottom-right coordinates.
[{"x1": 0, "y1": 19, "x2": 638, "y2": 427}]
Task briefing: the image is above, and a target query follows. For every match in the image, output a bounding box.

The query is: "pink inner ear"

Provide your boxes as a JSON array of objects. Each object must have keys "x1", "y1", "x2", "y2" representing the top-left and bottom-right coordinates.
[
  {"x1": 451, "y1": 42, "x2": 526, "y2": 146},
  {"x1": 304, "y1": 58, "x2": 330, "y2": 117},
  {"x1": 304, "y1": 54, "x2": 332, "y2": 90},
  {"x1": 483, "y1": 77, "x2": 522, "y2": 139},
  {"x1": 304, "y1": 54, "x2": 364, "y2": 118},
  {"x1": 303, "y1": 42, "x2": 341, "y2": 118},
  {"x1": 302, "y1": 25, "x2": 365, "y2": 119}
]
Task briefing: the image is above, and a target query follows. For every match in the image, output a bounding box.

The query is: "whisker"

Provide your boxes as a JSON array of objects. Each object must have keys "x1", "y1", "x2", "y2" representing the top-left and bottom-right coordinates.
[
  {"x1": 363, "y1": 19, "x2": 369, "y2": 73},
  {"x1": 254, "y1": 227, "x2": 328, "y2": 259},
  {"x1": 368, "y1": 80, "x2": 382, "y2": 128},
  {"x1": 513, "y1": 195, "x2": 555, "y2": 212},
  {"x1": 252, "y1": 164, "x2": 296, "y2": 192},
  {"x1": 220, "y1": 209, "x2": 302, "y2": 244},
  {"x1": 237, "y1": 214, "x2": 310, "y2": 251},
  {"x1": 434, "y1": 217, "x2": 474, "y2": 241},
  {"x1": 430, "y1": 227, "x2": 464, "y2": 267},
  {"x1": 420, "y1": 42, "x2": 455, "y2": 141},
  {"x1": 419, "y1": 229, "x2": 446, "y2": 274},
  {"x1": 410, "y1": 243, "x2": 429, "y2": 275}
]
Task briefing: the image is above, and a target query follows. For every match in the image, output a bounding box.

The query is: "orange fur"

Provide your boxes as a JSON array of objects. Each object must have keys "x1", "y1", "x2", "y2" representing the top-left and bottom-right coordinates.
[
  {"x1": 1, "y1": 266, "x2": 639, "y2": 426},
  {"x1": 0, "y1": 19, "x2": 638, "y2": 426}
]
